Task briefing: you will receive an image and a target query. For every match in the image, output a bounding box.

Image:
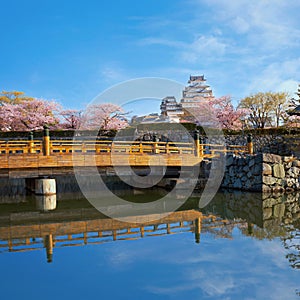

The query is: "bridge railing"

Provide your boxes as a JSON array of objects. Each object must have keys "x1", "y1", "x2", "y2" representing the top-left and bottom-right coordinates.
[
  {"x1": 0, "y1": 140, "x2": 43, "y2": 154},
  {"x1": 200, "y1": 143, "x2": 248, "y2": 157},
  {"x1": 0, "y1": 139, "x2": 249, "y2": 157}
]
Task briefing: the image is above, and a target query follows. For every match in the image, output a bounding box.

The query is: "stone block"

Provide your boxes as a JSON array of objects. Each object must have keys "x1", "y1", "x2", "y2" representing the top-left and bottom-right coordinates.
[
  {"x1": 247, "y1": 171, "x2": 253, "y2": 178},
  {"x1": 263, "y1": 153, "x2": 281, "y2": 164},
  {"x1": 283, "y1": 156, "x2": 294, "y2": 162},
  {"x1": 287, "y1": 167, "x2": 299, "y2": 178},
  {"x1": 292, "y1": 160, "x2": 300, "y2": 167},
  {"x1": 241, "y1": 175, "x2": 248, "y2": 182},
  {"x1": 263, "y1": 176, "x2": 277, "y2": 185},
  {"x1": 233, "y1": 178, "x2": 242, "y2": 189},
  {"x1": 253, "y1": 164, "x2": 262, "y2": 175},
  {"x1": 229, "y1": 166, "x2": 235, "y2": 177},
  {"x1": 273, "y1": 164, "x2": 285, "y2": 178},
  {"x1": 273, "y1": 203, "x2": 285, "y2": 219},
  {"x1": 262, "y1": 184, "x2": 272, "y2": 192},
  {"x1": 226, "y1": 155, "x2": 234, "y2": 166},
  {"x1": 249, "y1": 158, "x2": 256, "y2": 168},
  {"x1": 263, "y1": 197, "x2": 280, "y2": 208},
  {"x1": 243, "y1": 165, "x2": 250, "y2": 173},
  {"x1": 286, "y1": 178, "x2": 295, "y2": 187},
  {"x1": 262, "y1": 163, "x2": 272, "y2": 176}
]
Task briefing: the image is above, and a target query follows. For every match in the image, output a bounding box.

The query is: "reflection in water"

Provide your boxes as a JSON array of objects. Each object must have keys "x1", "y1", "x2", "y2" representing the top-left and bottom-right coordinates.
[
  {"x1": 0, "y1": 200, "x2": 210, "y2": 263},
  {"x1": 0, "y1": 189, "x2": 299, "y2": 298},
  {"x1": 35, "y1": 194, "x2": 57, "y2": 212},
  {"x1": 201, "y1": 191, "x2": 300, "y2": 270},
  {"x1": 0, "y1": 190, "x2": 299, "y2": 268},
  {"x1": 44, "y1": 234, "x2": 54, "y2": 263}
]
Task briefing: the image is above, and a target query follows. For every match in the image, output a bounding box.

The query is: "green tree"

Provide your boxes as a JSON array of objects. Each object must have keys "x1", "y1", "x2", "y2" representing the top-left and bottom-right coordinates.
[
  {"x1": 0, "y1": 91, "x2": 34, "y2": 105},
  {"x1": 238, "y1": 92, "x2": 288, "y2": 128}
]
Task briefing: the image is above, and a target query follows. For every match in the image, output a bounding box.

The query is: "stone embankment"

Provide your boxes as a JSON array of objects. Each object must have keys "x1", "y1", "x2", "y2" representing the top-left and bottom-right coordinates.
[
  {"x1": 226, "y1": 134, "x2": 300, "y2": 157},
  {"x1": 222, "y1": 153, "x2": 300, "y2": 192}
]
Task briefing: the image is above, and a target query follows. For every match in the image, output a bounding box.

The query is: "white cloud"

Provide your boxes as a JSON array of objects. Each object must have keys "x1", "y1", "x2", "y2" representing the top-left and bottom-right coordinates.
[
  {"x1": 126, "y1": 0, "x2": 300, "y2": 100},
  {"x1": 201, "y1": 0, "x2": 300, "y2": 52},
  {"x1": 137, "y1": 33, "x2": 229, "y2": 65},
  {"x1": 181, "y1": 35, "x2": 228, "y2": 63},
  {"x1": 137, "y1": 37, "x2": 185, "y2": 48},
  {"x1": 101, "y1": 66, "x2": 127, "y2": 82},
  {"x1": 246, "y1": 58, "x2": 300, "y2": 95},
  {"x1": 231, "y1": 17, "x2": 250, "y2": 34},
  {"x1": 254, "y1": 239, "x2": 289, "y2": 269}
]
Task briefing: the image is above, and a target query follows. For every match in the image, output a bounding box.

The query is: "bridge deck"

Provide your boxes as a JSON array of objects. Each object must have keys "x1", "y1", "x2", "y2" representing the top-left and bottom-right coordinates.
[{"x1": 0, "y1": 139, "x2": 248, "y2": 170}]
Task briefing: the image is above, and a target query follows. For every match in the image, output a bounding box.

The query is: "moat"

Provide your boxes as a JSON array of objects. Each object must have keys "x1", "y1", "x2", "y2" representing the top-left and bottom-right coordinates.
[{"x1": 0, "y1": 188, "x2": 299, "y2": 299}]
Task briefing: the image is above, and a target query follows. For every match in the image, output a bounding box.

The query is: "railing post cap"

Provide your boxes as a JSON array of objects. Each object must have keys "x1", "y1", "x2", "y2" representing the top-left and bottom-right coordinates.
[
  {"x1": 247, "y1": 134, "x2": 252, "y2": 143},
  {"x1": 28, "y1": 131, "x2": 34, "y2": 140},
  {"x1": 193, "y1": 130, "x2": 200, "y2": 141},
  {"x1": 43, "y1": 125, "x2": 50, "y2": 137}
]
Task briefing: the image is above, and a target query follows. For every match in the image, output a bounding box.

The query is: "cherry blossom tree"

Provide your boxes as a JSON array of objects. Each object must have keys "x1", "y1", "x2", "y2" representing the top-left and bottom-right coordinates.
[
  {"x1": 186, "y1": 96, "x2": 246, "y2": 130},
  {"x1": 186, "y1": 98, "x2": 220, "y2": 128},
  {"x1": 0, "y1": 99, "x2": 60, "y2": 131},
  {"x1": 59, "y1": 109, "x2": 82, "y2": 129},
  {"x1": 212, "y1": 96, "x2": 247, "y2": 130},
  {"x1": 81, "y1": 103, "x2": 128, "y2": 130}
]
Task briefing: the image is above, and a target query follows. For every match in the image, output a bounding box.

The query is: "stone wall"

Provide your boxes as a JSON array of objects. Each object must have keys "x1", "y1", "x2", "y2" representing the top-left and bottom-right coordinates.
[
  {"x1": 222, "y1": 153, "x2": 300, "y2": 192},
  {"x1": 225, "y1": 134, "x2": 300, "y2": 157}
]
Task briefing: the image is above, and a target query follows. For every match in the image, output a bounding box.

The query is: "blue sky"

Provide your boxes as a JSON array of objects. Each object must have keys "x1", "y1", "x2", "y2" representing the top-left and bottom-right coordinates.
[{"x1": 1, "y1": 0, "x2": 300, "y2": 111}]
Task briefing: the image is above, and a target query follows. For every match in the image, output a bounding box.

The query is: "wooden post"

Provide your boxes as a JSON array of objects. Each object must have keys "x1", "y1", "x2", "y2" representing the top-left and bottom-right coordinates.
[
  {"x1": 45, "y1": 234, "x2": 53, "y2": 263},
  {"x1": 194, "y1": 217, "x2": 201, "y2": 244},
  {"x1": 199, "y1": 136, "x2": 204, "y2": 157},
  {"x1": 153, "y1": 134, "x2": 159, "y2": 154},
  {"x1": 166, "y1": 223, "x2": 171, "y2": 234},
  {"x1": 140, "y1": 226, "x2": 144, "y2": 238},
  {"x1": 247, "y1": 134, "x2": 254, "y2": 154},
  {"x1": 28, "y1": 131, "x2": 34, "y2": 154},
  {"x1": 139, "y1": 142, "x2": 143, "y2": 154},
  {"x1": 43, "y1": 125, "x2": 50, "y2": 156},
  {"x1": 82, "y1": 142, "x2": 86, "y2": 153},
  {"x1": 166, "y1": 142, "x2": 170, "y2": 154},
  {"x1": 113, "y1": 230, "x2": 117, "y2": 241},
  {"x1": 194, "y1": 130, "x2": 200, "y2": 157}
]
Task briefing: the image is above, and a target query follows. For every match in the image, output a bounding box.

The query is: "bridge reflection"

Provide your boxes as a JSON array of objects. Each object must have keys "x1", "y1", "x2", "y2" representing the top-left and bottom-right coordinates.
[
  {"x1": 0, "y1": 194, "x2": 244, "y2": 263},
  {"x1": 0, "y1": 191, "x2": 299, "y2": 267}
]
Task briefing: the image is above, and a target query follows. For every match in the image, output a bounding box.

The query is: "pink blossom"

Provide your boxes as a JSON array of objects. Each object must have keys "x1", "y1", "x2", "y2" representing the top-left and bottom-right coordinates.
[
  {"x1": 0, "y1": 99, "x2": 60, "y2": 131},
  {"x1": 59, "y1": 109, "x2": 82, "y2": 129},
  {"x1": 80, "y1": 103, "x2": 128, "y2": 130}
]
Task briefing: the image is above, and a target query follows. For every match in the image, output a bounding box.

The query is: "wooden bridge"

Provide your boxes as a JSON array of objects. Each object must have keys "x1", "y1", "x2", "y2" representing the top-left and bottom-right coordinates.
[{"x1": 0, "y1": 137, "x2": 250, "y2": 178}]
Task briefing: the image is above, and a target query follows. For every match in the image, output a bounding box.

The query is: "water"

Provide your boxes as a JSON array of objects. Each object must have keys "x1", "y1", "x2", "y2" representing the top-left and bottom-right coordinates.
[{"x1": 0, "y1": 189, "x2": 299, "y2": 299}]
